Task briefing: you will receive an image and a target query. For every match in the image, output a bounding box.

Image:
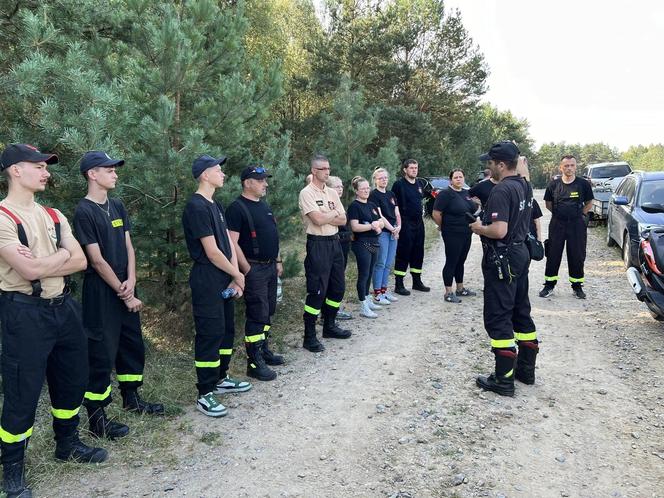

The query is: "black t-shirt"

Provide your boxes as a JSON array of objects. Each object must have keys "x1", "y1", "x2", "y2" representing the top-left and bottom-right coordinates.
[
  {"x1": 432, "y1": 187, "x2": 476, "y2": 234},
  {"x1": 530, "y1": 198, "x2": 543, "y2": 236},
  {"x1": 226, "y1": 196, "x2": 279, "y2": 261},
  {"x1": 544, "y1": 177, "x2": 594, "y2": 219},
  {"x1": 74, "y1": 197, "x2": 131, "y2": 277},
  {"x1": 182, "y1": 193, "x2": 233, "y2": 266},
  {"x1": 482, "y1": 175, "x2": 531, "y2": 245},
  {"x1": 347, "y1": 200, "x2": 381, "y2": 240},
  {"x1": 368, "y1": 189, "x2": 398, "y2": 232},
  {"x1": 469, "y1": 179, "x2": 496, "y2": 210},
  {"x1": 391, "y1": 177, "x2": 425, "y2": 221}
]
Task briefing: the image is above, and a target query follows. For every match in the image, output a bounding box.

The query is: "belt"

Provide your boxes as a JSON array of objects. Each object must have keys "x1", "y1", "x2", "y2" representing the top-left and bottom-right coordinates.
[
  {"x1": 1, "y1": 290, "x2": 70, "y2": 307},
  {"x1": 307, "y1": 234, "x2": 339, "y2": 241},
  {"x1": 247, "y1": 258, "x2": 275, "y2": 264}
]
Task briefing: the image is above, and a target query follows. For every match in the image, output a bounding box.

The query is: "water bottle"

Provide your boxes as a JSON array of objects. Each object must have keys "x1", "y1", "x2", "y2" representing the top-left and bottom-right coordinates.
[
  {"x1": 221, "y1": 287, "x2": 237, "y2": 299},
  {"x1": 276, "y1": 277, "x2": 283, "y2": 303}
]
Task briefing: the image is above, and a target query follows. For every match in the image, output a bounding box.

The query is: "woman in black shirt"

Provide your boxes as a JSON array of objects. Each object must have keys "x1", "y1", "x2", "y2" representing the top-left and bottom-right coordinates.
[
  {"x1": 432, "y1": 169, "x2": 477, "y2": 303},
  {"x1": 348, "y1": 176, "x2": 384, "y2": 318}
]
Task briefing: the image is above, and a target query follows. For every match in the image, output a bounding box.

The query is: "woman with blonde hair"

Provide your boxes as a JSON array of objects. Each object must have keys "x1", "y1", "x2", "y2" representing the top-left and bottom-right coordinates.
[
  {"x1": 369, "y1": 167, "x2": 401, "y2": 305},
  {"x1": 347, "y1": 176, "x2": 384, "y2": 318}
]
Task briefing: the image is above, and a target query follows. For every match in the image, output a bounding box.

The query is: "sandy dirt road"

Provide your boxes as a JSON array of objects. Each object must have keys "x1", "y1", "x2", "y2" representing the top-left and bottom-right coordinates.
[{"x1": 47, "y1": 192, "x2": 664, "y2": 498}]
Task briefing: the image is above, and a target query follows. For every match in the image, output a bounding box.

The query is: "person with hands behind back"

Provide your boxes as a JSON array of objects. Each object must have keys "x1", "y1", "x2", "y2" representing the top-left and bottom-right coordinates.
[
  {"x1": 348, "y1": 176, "x2": 384, "y2": 318},
  {"x1": 182, "y1": 154, "x2": 252, "y2": 418},
  {"x1": 432, "y1": 168, "x2": 477, "y2": 303},
  {"x1": 74, "y1": 151, "x2": 164, "y2": 444}
]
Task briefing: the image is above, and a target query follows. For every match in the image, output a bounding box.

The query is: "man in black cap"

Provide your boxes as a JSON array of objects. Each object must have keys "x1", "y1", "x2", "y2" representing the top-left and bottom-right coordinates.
[
  {"x1": 0, "y1": 144, "x2": 107, "y2": 498},
  {"x1": 73, "y1": 151, "x2": 164, "y2": 441},
  {"x1": 470, "y1": 141, "x2": 538, "y2": 397},
  {"x1": 182, "y1": 155, "x2": 252, "y2": 418},
  {"x1": 539, "y1": 154, "x2": 594, "y2": 299},
  {"x1": 226, "y1": 165, "x2": 284, "y2": 382}
]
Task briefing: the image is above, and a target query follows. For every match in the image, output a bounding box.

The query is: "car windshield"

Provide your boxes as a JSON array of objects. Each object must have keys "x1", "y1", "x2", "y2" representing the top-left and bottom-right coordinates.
[
  {"x1": 639, "y1": 180, "x2": 664, "y2": 208},
  {"x1": 430, "y1": 178, "x2": 450, "y2": 189},
  {"x1": 590, "y1": 165, "x2": 631, "y2": 178}
]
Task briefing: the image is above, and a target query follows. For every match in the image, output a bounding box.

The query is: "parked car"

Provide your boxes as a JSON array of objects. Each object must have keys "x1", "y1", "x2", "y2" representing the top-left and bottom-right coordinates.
[
  {"x1": 421, "y1": 176, "x2": 469, "y2": 217},
  {"x1": 606, "y1": 171, "x2": 664, "y2": 268},
  {"x1": 583, "y1": 161, "x2": 632, "y2": 189}
]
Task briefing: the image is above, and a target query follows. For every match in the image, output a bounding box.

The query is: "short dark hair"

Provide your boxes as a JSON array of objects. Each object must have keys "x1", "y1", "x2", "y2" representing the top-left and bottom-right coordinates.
[
  {"x1": 503, "y1": 158, "x2": 518, "y2": 170},
  {"x1": 401, "y1": 158, "x2": 417, "y2": 170},
  {"x1": 311, "y1": 154, "x2": 329, "y2": 168},
  {"x1": 560, "y1": 154, "x2": 577, "y2": 162},
  {"x1": 449, "y1": 168, "x2": 464, "y2": 180}
]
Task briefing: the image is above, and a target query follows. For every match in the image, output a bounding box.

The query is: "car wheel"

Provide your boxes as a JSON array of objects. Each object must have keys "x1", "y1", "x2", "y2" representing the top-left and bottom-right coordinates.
[
  {"x1": 649, "y1": 309, "x2": 664, "y2": 321},
  {"x1": 606, "y1": 219, "x2": 617, "y2": 247},
  {"x1": 623, "y1": 233, "x2": 633, "y2": 269}
]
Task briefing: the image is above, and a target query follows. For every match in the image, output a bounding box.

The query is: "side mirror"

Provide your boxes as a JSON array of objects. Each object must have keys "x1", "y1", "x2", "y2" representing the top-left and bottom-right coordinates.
[{"x1": 612, "y1": 195, "x2": 629, "y2": 206}]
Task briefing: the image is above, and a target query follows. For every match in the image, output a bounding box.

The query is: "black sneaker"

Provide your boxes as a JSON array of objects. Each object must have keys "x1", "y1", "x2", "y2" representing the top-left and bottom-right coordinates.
[
  {"x1": 539, "y1": 285, "x2": 555, "y2": 298},
  {"x1": 572, "y1": 285, "x2": 586, "y2": 299}
]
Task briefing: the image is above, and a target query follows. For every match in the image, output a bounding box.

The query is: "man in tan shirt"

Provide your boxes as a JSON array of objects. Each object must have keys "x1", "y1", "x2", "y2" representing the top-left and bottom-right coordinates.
[
  {"x1": 0, "y1": 144, "x2": 107, "y2": 498},
  {"x1": 298, "y1": 154, "x2": 351, "y2": 352}
]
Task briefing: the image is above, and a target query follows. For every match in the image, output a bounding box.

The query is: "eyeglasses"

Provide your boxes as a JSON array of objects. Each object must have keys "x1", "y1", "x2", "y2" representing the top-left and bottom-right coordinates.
[
  {"x1": 252, "y1": 166, "x2": 267, "y2": 174},
  {"x1": 314, "y1": 167, "x2": 330, "y2": 171}
]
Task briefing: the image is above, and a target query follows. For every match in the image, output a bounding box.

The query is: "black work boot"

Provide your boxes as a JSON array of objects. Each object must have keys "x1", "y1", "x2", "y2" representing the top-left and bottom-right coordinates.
[
  {"x1": 394, "y1": 275, "x2": 411, "y2": 296},
  {"x1": 262, "y1": 333, "x2": 285, "y2": 366},
  {"x1": 303, "y1": 314, "x2": 325, "y2": 352},
  {"x1": 87, "y1": 407, "x2": 130, "y2": 440},
  {"x1": 246, "y1": 341, "x2": 277, "y2": 381},
  {"x1": 476, "y1": 349, "x2": 516, "y2": 397},
  {"x1": 571, "y1": 283, "x2": 586, "y2": 299},
  {"x1": 515, "y1": 340, "x2": 539, "y2": 385},
  {"x1": 2, "y1": 460, "x2": 31, "y2": 498},
  {"x1": 122, "y1": 389, "x2": 165, "y2": 415},
  {"x1": 411, "y1": 273, "x2": 430, "y2": 292},
  {"x1": 322, "y1": 310, "x2": 352, "y2": 339},
  {"x1": 55, "y1": 431, "x2": 108, "y2": 463}
]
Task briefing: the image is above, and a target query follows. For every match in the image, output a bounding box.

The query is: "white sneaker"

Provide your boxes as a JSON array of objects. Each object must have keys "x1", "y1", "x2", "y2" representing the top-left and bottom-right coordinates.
[
  {"x1": 360, "y1": 300, "x2": 378, "y2": 319},
  {"x1": 374, "y1": 293, "x2": 391, "y2": 305},
  {"x1": 214, "y1": 376, "x2": 253, "y2": 394},
  {"x1": 366, "y1": 295, "x2": 382, "y2": 311},
  {"x1": 197, "y1": 392, "x2": 228, "y2": 417},
  {"x1": 383, "y1": 291, "x2": 399, "y2": 302}
]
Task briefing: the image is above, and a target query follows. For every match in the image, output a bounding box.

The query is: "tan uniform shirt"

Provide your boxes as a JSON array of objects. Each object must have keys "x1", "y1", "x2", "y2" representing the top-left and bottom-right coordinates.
[
  {"x1": 298, "y1": 183, "x2": 345, "y2": 236},
  {"x1": 0, "y1": 200, "x2": 75, "y2": 298}
]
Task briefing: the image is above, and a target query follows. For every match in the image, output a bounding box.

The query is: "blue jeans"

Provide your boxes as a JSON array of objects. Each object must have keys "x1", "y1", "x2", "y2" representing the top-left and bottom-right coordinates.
[{"x1": 372, "y1": 231, "x2": 398, "y2": 291}]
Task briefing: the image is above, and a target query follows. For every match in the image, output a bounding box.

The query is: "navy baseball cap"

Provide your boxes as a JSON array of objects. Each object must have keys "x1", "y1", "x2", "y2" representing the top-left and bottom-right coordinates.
[
  {"x1": 479, "y1": 141, "x2": 520, "y2": 162},
  {"x1": 80, "y1": 151, "x2": 125, "y2": 174},
  {"x1": 0, "y1": 143, "x2": 58, "y2": 171},
  {"x1": 240, "y1": 165, "x2": 272, "y2": 181},
  {"x1": 192, "y1": 154, "x2": 227, "y2": 179}
]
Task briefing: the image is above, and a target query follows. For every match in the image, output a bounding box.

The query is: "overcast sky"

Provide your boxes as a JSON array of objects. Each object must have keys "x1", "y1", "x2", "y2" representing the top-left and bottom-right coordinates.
[{"x1": 445, "y1": 0, "x2": 664, "y2": 151}]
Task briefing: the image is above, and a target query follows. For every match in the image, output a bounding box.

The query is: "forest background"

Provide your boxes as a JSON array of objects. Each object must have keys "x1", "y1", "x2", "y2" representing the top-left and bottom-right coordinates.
[{"x1": 1, "y1": 0, "x2": 663, "y2": 309}]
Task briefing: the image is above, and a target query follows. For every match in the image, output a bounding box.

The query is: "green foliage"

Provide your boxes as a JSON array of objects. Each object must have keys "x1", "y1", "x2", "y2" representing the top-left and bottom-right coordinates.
[{"x1": 622, "y1": 145, "x2": 664, "y2": 172}]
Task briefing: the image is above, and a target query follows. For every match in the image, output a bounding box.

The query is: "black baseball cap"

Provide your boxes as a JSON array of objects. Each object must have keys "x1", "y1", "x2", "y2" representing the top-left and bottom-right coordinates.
[
  {"x1": 0, "y1": 143, "x2": 58, "y2": 171},
  {"x1": 192, "y1": 154, "x2": 227, "y2": 179},
  {"x1": 80, "y1": 151, "x2": 125, "y2": 174},
  {"x1": 479, "y1": 141, "x2": 520, "y2": 162},
  {"x1": 240, "y1": 165, "x2": 272, "y2": 181}
]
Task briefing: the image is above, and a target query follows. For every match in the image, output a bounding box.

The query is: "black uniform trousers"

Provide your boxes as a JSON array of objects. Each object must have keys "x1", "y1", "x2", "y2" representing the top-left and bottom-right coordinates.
[
  {"x1": 244, "y1": 261, "x2": 277, "y2": 342},
  {"x1": 441, "y1": 231, "x2": 472, "y2": 287},
  {"x1": 482, "y1": 243, "x2": 537, "y2": 349},
  {"x1": 303, "y1": 235, "x2": 345, "y2": 319},
  {"x1": 544, "y1": 216, "x2": 587, "y2": 285},
  {"x1": 394, "y1": 217, "x2": 425, "y2": 276},
  {"x1": 82, "y1": 273, "x2": 145, "y2": 409},
  {"x1": 190, "y1": 264, "x2": 236, "y2": 396},
  {"x1": 0, "y1": 293, "x2": 88, "y2": 465}
]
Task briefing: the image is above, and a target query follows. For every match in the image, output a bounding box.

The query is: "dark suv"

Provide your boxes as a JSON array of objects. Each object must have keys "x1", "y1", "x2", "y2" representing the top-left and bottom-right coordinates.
[{"x1": 606, "y1": 171, "x2": 664, "y2": 267}]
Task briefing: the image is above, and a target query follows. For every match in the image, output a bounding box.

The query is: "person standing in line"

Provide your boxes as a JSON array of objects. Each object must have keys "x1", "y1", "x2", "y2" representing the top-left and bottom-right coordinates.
[
  {"x1": 469, "y1": 141, "x2": 538, "y2": 396},
  {"x1": 74, "y1": 151, "x2": 164, "y2": 442},
  {"x1": 0, "y1": 144, "x2": 107, "y2": 498},
  {"x1": 432, "y1": 169, "x2": 477, "y2": 303},
  {"x1": 348, "y1": 176, "x2": 384, "y2": 318},
  {"x1": 391, "y1": 159, "x2": 430, "y2": 295},
  {"x1": 182, "y1": 155, "x2": 252, "y2": 418},
  {"x1": 226, "y1": 165, "x2": 284, "y2": 382},
  {"x1": 325, "y1": 176, "x2": 353, "y2": 320},
  {"x1": 539, "y1": 154, "x2": 594, "y2": 299},
  {"x1": 469, "y1": 167, "x2": 498, "y2": 220},
  {"x1": 369, "y1": 168, "x2": 401, "y2": 305},
  {"x1": 298, "y1": 155, "x2": 351, "y2": 352}
]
